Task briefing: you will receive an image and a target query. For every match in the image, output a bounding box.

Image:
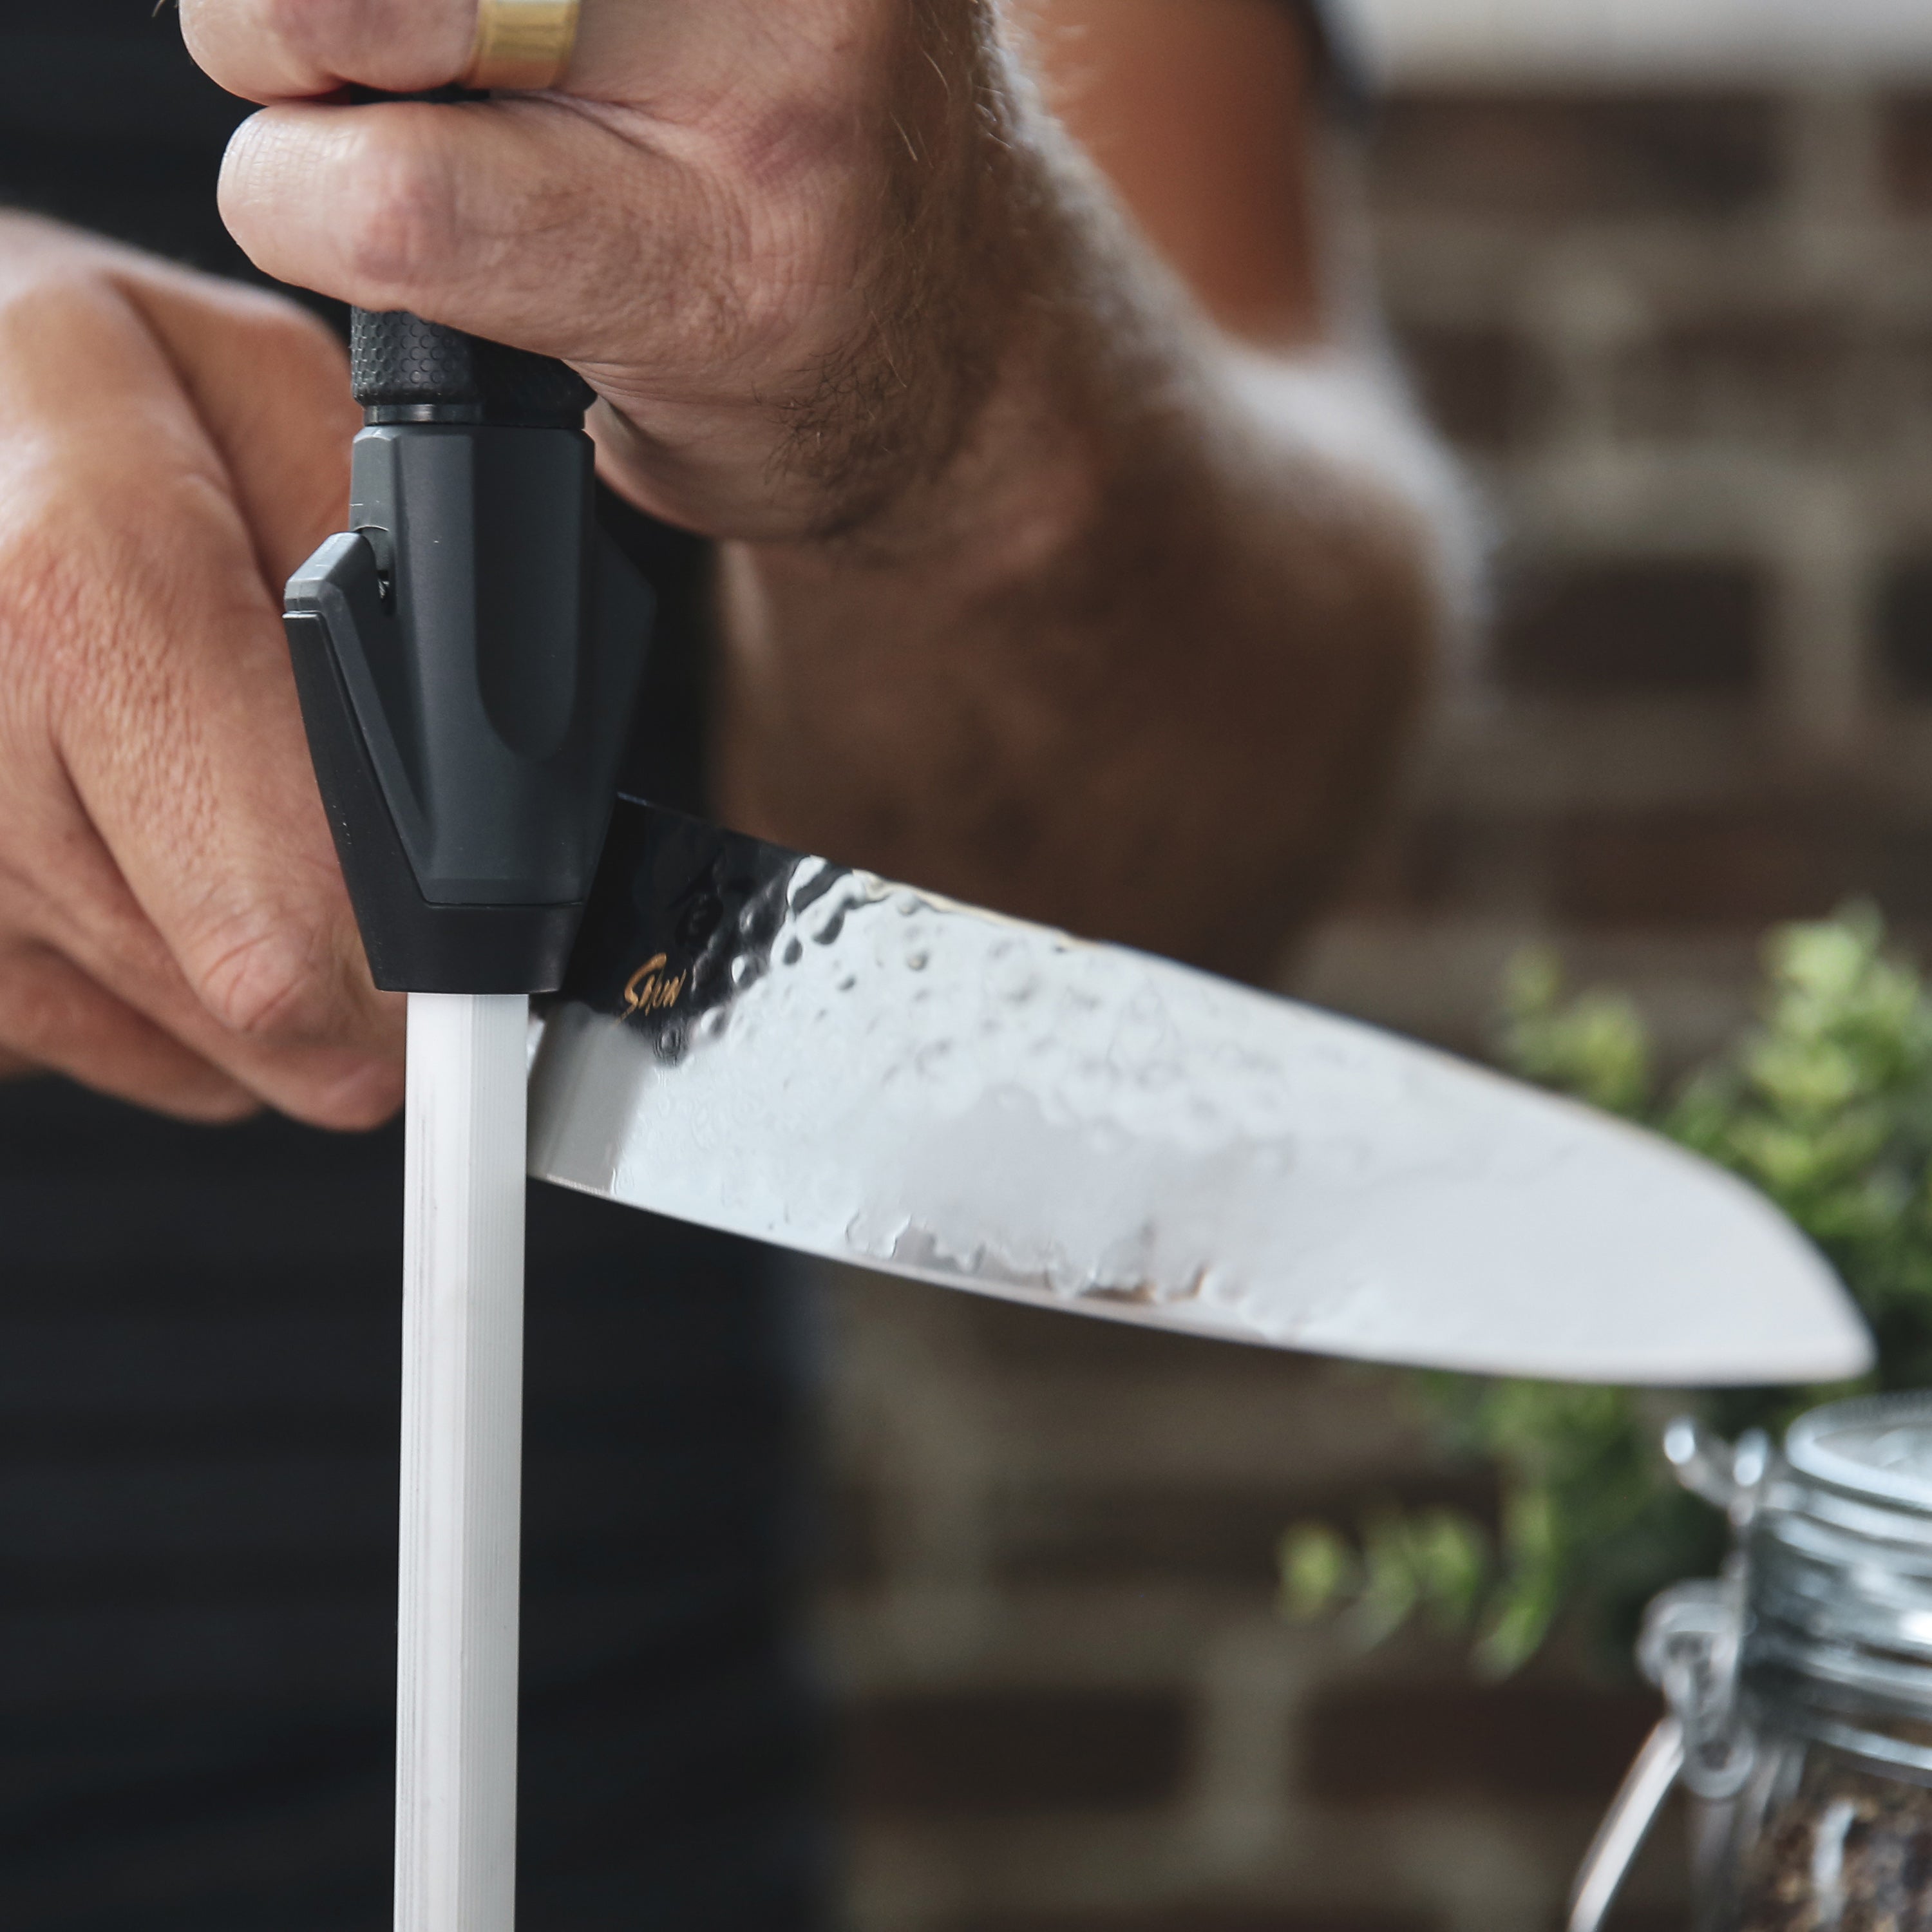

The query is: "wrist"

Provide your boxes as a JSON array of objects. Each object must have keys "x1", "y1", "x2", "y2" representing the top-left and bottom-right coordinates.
[{"x1": 732, "y1": 138, "x2": 1207, "y2": 602}]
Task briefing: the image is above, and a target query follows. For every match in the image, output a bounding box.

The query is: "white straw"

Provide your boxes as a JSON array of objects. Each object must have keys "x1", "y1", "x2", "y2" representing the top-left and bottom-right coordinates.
[{"x1": 396, "y1": 992, "x2": 530, "y2": 1932}]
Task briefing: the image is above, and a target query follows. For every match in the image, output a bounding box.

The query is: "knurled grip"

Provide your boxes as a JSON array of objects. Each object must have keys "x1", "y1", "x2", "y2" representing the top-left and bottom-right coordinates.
[{"x1": 351, "y1": 309, "x2": 594, "y2": 428}]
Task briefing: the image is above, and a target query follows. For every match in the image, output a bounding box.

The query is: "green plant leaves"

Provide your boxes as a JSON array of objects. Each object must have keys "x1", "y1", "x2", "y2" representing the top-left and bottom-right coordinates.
[
  {"x1": 1279, "y1": 1508, "x2": 1492, "y2": 1650},
  {"x1": 1281, "y1": 907, "x2": 1929, "y2": 1676},
  {"x1": 1497, "y1": 947, "x2": 1653, "y2": 1120}
]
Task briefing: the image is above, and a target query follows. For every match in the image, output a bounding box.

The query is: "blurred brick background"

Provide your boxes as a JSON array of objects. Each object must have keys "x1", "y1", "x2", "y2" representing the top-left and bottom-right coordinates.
[
  {"x1": 815, "y1": 70, "x2": 1932, "y2": 1932},
  {"x1": 1302, "y1": 79, "x2": 1932, "y2": 1061}
]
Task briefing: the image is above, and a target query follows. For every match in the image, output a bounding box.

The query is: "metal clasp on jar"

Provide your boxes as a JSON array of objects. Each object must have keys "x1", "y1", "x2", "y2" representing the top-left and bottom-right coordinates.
[
  {"x1": 1642, "y1": 1575, "x2": 1754, "y2": 1801},
  {"x1": 1564, "y1": 1420, "x2": 1768, "y2": 1932}
]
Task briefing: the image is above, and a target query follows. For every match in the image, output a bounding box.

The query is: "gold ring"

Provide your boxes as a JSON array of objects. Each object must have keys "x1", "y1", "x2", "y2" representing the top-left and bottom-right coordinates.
[{"x1": 460, "y1": 0, "x2": 582, "y2": 91}]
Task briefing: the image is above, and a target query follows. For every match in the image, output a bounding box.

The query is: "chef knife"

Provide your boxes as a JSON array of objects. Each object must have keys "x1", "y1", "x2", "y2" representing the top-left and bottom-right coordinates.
[
  {"x1": 530, "y1": 798, "x2": 1872, "y2": 1389},
  {"x1": 271, "y1": 57, "x2": 1869, "y2": 1932},
  {"x1": 282, "y1": 152, "x2": 1864, "y2": 1932}
]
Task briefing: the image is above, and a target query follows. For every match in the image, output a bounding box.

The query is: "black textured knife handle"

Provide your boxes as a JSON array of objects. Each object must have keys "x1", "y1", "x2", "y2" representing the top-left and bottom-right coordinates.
[
  {"x1": 343, "y1": 89, "x2": 592, "y2": 429},
  {"x1": 350, "y1": 308, "x2": 594, "y2": 428}
]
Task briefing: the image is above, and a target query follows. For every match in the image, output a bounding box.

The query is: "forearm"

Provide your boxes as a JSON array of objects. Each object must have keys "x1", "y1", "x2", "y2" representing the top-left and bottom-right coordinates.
[{"x1": 710, "y1": 68, "x2": 1463, "y2": 979}]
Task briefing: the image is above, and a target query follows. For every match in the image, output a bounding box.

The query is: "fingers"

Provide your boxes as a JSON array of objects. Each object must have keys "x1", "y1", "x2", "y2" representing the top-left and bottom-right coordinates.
[
  {"x1": 179, "y1": 0, "x2": 478, "y2": 103},
  {"x1": 0, "y1": 567, "x2": 406, "y2": 1129},
  {"x1": 196, "y1": 2, "x2": 923, "y2": 536},
  {"x1": 0, "y1": 251, "x2": 406, "y2": 1129},
  {"x1": 121, "y1": 269, "x2": 358, "y2": 591},
  {"x1": 181, "y1": 0, "x2": 667, "y2": 106},
  {"x1": 217, "y1": 98, "x2": 712, "y2": 365},
  {"x1": 0, "y1": 941, "x2": 259, "y2": 1124},
  {"x1": 46, "y1": 501, "x2": 409, "y2": 1125},
  {"x1": 17, "y1": 810, "x2": 405, "y2": 1129}
]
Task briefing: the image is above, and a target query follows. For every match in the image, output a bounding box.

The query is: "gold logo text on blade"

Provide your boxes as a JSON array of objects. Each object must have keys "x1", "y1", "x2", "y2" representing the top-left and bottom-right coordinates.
[{"x1": 623, "y1": 952, "x2": 686, "y2": 1017}]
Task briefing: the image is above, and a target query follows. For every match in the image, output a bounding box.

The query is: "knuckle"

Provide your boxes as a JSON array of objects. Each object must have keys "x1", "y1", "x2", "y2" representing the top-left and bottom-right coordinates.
[
  {"x1": 0, "y1": 272, "x2": 134, "y2": 426},
  {"x1": 240, "y1": 0, "x2": 314, "y2": 64},
  {"x1": 339, "y1": 122, "x2": 466, "y2": 296},
  {"x1": 189, "y1": 912, "x2": 341, "y2": 1045},
  {"x1": 247, "y1": 0, "x2": 377, "y2": 76},
  {"x1": 242, "y1": 0, "x2": 466, "y2": 88}
]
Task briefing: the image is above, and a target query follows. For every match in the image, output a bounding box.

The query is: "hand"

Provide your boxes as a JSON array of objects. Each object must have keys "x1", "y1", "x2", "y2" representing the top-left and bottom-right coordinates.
[
  {"x1": 0, "y1": 217, "x2": 404, "y2": 1124},
  {"x1": 184, "y1": 0, "x2": 1033, "y2": 542},
  {"x1": 184, "y1": 0, "x2": 1454, "y2": 985}
]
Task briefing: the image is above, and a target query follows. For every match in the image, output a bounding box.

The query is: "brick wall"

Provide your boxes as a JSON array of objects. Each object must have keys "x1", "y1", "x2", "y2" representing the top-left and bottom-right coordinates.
[
  {"x1": 817, "y1": 79, "x2": 1932, "y2": 1932},
  {"x1": 1303, "y1": 82, "x2": 1932, "y2": 1061},
  {"x1": 816, "y1": 1278, "x2": 1687, "y2": 1932}
]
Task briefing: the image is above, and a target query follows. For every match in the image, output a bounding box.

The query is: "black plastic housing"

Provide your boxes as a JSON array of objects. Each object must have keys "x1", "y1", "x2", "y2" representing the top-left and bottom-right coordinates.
[{"x1": 283, "y1": 312, "x2": 652, "y2": 994}]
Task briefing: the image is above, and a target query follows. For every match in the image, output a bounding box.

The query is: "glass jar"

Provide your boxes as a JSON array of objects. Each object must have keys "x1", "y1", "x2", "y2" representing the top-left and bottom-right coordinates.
[{"x1": 1572, "y1": 1394, "x2": 1932, "y2": 1932}]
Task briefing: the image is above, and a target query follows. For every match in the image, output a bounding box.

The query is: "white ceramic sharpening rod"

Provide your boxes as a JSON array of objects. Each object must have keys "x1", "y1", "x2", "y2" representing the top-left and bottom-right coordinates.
[
  {"x1": 284, "y1": 280, "x2": 647, "y2": 1932},
  {"x1": 396, "y1": 992, "x2": 531, "y2": 1932}
]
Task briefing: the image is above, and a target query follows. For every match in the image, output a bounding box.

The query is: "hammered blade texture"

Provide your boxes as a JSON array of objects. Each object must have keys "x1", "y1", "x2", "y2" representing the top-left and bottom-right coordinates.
[{"x1": 527, "y1": 802, "x2": 1870, "y2": 1387}]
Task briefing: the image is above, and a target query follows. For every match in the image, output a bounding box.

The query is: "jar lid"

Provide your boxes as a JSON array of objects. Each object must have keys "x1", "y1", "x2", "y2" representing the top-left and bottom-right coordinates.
[
  {"x1": 1787, "y1": 1396, "x2": 1932, "y2": 1516},
  {"x1": 1747, "y1": 1394, "x2": 1932, "y2": 1751}
]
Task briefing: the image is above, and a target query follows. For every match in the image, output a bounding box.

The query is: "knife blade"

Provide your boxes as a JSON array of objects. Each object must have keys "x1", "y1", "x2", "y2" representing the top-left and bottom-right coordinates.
[{"x1": 528, "y1": 798, "x2": 1871, "y2": 1387}]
